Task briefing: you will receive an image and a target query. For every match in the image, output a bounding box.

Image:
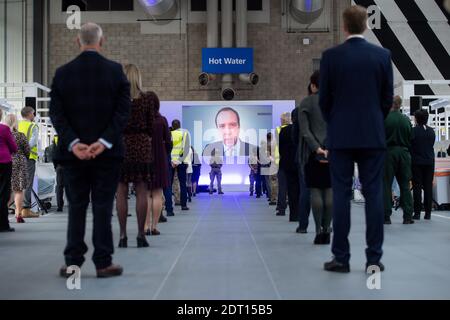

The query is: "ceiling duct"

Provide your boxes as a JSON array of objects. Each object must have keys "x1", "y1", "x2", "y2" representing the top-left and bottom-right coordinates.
[
  {"x1": 221, "y1": 0, "x2": 235, "y2": 101},
  {"x1": 138, "y1": 0, "x2": 178, "y2": 25},
  {"x1": 236, "y1": 0, "x2": 259, "y2": 86},
  {"x1": 290, "y1": 0, "x2": 324, "y2": 25},
  {"x1": 199, "y1": 0, "x2": 219, "y2": 87}
]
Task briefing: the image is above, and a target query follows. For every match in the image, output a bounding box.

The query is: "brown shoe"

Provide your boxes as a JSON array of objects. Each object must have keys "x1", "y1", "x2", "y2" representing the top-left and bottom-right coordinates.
[
  {"x1": 96, "y1": 264, "x2": 123, "y2": 278},
  {"x1": 21, "y1": 209, "x2": 40, "y2": 218},
  {"x1": 29, "y1": 210, "x2": 40, "y2": 218}
]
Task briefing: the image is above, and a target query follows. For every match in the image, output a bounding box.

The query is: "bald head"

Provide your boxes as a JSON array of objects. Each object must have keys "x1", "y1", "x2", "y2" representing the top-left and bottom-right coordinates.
[
  {"x1": 78, "y1": 23, "x2": 103, "y2": 49},
  {"x1": 280, "y1": 112, "x2": 291, "y2": 125}
]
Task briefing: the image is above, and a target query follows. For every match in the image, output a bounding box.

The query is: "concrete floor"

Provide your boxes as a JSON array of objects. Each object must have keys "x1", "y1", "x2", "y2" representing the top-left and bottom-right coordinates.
[{"x1": 0, "y1": 192, "x2": 449, "y2": 300}]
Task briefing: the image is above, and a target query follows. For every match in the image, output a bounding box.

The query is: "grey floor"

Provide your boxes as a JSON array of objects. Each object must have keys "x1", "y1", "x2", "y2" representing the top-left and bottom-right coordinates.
[{"x1": 1, "y1": 192, "x2": 450, "y2": 300}]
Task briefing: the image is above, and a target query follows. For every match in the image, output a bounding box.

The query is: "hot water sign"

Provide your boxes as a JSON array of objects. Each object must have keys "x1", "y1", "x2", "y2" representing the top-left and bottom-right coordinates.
[{"x1": 202, "y1": 48, "x2": 254, "y2": 74}]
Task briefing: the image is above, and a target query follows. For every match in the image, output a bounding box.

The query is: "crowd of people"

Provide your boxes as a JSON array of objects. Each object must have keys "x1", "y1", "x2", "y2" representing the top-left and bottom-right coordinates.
[{"x1": 0, "y1": 5, "x2": 440, "y2": 278}]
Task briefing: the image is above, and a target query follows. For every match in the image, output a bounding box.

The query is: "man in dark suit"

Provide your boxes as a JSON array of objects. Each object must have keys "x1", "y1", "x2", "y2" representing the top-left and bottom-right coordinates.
[
  {"x1": 203, "y1": 107, "x2": 256, "y2": 160},
  {"x1": 279, "y1": 110, "x2": 301, "y2": 223},
  {"x1": 49, "y1": 23, "x2": 131, "y2": 278},
  {"x1": 320, "y1": 6, "x2": 393, "y2": 273}
]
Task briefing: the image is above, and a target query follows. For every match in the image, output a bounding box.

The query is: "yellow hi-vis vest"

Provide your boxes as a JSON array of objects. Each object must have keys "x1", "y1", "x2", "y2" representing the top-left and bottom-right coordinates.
[
  {"x1": 171, "y1": 130, "x2": 188, "y2": 163},
  {"x1": 54, "y1": 136, "x2": 59, "y2": 146},
  {"x1": 18, "y1": 120, "x2": 38, "y2": 161},
  {"x1": 275, "y1": 125, "x2": 288, "y2": 166}
]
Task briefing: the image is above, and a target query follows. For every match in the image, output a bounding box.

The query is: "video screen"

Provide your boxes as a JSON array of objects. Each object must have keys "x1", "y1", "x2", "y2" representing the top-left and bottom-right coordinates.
[{"x1": 183, "y1": 104, "x2": 273, "y2": 186}]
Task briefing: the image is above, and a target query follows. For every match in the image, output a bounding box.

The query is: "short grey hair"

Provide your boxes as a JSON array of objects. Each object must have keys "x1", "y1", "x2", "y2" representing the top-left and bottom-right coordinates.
[
  {"x1": 393, "y1": 95, "x2": 402, "y2": 110},
  {"x1": 78, "y1": 23, "x2": 103, "y2": 46},
  {"x1": 280, "y1": 112, "x2": 291, "y2": 125}
]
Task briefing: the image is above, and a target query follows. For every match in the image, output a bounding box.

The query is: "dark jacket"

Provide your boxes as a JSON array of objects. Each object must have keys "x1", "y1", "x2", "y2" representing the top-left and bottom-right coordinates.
[
  {"x1": 385, "y1": 110, "x2": 412, "y2": 149},
  {"x1": 49, "y1": 51, "x2": 131, "y2": 164},
  {"x1": 319, "y1": 37, "x2": 393, "y2": 150},
  {"x1": 412, "y1": 125, "x2": 436, "y2": 165},
  {"x1": 45, "y1": 142, "x2": 56, "y2": 164},
  {"x1": 298, "y1": 94, "x2": 327, "y2": 168},
  {"x1": 203, "y1": 140, "x2": 256, "y2": 158},
  {"x1": 279, "y1": 124, "x2": 297, "y2": 171}
]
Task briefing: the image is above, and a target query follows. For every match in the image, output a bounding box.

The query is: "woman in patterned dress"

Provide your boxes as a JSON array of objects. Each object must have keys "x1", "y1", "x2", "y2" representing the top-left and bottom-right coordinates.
[
  {"x1": 116, "y1": 64, "x2": 155, "y2": 248},
  {"x1": 5, "y1": 114, "x2": 30, "y2": 223}
]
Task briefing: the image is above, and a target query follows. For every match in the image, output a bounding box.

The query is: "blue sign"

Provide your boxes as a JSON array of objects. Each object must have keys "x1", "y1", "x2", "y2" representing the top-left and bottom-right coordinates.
[{"x1": 202, "y1": 48, "x2": 254, "y2": 74}]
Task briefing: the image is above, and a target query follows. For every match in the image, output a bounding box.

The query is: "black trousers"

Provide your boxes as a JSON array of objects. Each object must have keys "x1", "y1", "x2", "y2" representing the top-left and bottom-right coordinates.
[
  {"x1": 276, "y1": 169, "x2": 288, "y2": 213},
  {"x1": 172, "y1": 164, "x2": 188, "y2": 207},
  {"x1": 0, "y1": 163, "x2": 12, "y2": 230},
  {"x1": 55, "y1": 165, "x2": 65, "y2": 209},
  {"x1": 255, "y1": 171, "x2": 262, "y2": 196},
  {"x1": 163, "y1": 159, "x2": 173, "y2": 213},
  {"x1": 412, "y1": 164, "x2": 434, "y2": 215},
  {"x1": 285, "y1": 167, "x2": 300, "y2": 222},
  {"x1": 261, "y1": 174, "x2": 268, "y2": 196},
  {"x1": 329, "y1": 149, "x2": 385, "y2": 265},
  {"x1": 62, "y1": 161, "x2": 120, "y2": 269}
]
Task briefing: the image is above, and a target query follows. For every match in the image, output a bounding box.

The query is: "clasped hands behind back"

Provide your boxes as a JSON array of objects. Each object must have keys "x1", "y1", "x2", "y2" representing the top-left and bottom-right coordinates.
[{"x1": 73, "y1": 142, "x2": 106, "y2": 160}]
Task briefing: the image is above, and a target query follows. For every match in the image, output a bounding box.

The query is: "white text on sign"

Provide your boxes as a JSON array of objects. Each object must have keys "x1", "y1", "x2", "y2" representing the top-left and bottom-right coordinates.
[{"x1": 209, "y1": 58, "x2": 247, "y2": 65}]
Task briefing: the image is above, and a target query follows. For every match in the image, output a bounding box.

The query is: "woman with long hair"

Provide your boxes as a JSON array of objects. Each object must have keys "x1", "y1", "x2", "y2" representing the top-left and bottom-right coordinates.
[
  {"x1": 116, "y1": 64, "x2": 155, "y2": 248},
  {"x1": 144, "y1": 89, "x2": 172, "y2": 236},
  {"x1": 5, "y1": 114, "x2": 30, "y2": 223}
]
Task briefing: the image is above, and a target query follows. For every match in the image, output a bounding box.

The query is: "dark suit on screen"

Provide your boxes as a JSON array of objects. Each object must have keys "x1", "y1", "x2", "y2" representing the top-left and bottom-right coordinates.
[{"x1": 203, "y1": 140, "x2": 256, "y2": 159}]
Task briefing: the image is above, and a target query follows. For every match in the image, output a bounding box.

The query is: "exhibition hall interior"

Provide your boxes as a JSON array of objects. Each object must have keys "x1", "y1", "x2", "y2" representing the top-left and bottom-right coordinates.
[{"x1": 0, "y1": 0, "x2": 449, "y2": 301}]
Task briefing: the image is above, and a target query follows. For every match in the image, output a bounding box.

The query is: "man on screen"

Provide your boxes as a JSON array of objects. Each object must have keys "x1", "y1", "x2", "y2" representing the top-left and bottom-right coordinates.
[{"x1": 203, "y1": 107, "x2": 256, "y2": 160}]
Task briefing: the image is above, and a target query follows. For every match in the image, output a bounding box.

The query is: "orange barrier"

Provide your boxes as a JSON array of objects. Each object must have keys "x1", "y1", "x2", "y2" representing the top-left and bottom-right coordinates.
[
  {"x1": 433, "y1": 158, "x2": 450, "y2": 176},
  {"x1": 435, "y1": 171, "x2": 450, "y2": 177}
]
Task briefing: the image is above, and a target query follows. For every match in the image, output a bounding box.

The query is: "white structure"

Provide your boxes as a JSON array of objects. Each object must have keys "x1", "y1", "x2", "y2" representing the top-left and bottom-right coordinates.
[
  {"x1": 396, "y1": 80, "x2": 450, "y2": 142},
  {"x1": 0, "y1": 82, "x2": 55, "y2": 152}
]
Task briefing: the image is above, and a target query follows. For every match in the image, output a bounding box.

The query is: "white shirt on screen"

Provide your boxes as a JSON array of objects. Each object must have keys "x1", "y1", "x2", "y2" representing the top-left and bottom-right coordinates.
[{"x1": 224, "y1": 142, "x2": 240, "y2": 157}]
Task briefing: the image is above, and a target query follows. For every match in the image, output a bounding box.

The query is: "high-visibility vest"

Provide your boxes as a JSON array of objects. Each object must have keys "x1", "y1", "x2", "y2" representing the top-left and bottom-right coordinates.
[
  {"x1": 18, "y1": 120, "x2": 38, "y2": 161},
  {"x1": 171, "y1": 129, "x2": 188, "y2": 163},
  {"x1": 54, "y1": 136, "x2": 59, "y2": 146},
  {"x1": 275, "y1": 125, "x2": 288, "y2": 165}
]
